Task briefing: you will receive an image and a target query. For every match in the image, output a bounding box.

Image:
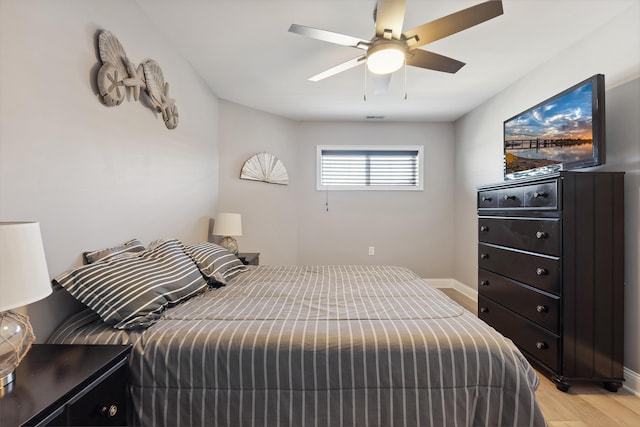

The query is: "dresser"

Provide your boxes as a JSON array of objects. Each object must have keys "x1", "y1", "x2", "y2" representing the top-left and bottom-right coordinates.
[{"x1": 476, "y1": 171, "x2": 624, "y2": 392}]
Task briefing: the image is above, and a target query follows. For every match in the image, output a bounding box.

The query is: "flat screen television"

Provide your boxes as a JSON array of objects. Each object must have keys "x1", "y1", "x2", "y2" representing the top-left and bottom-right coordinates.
[{"x1": 503, "y1": 74, "x2": 605, "y2": 180}]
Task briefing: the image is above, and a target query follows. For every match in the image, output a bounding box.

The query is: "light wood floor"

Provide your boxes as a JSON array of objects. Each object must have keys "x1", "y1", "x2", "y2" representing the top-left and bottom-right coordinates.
[{"x1": 440, "y1": 288, "x2": 640, "y2": 426}]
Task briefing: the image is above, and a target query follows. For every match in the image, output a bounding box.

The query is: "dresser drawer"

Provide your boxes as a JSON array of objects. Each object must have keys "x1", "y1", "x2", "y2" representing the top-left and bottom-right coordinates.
[
  {"x1": 478, "y1": 243, "x2": 560, "y2": 294},
  {"x1": 524, "y1": 181, "x2": 558, "y2": 209},
  {"x1": 498, "y1": 187, "x2": 524, "y2": 208},
  {"x1": 479, "y1": 270, "x2": 560, "y2": 333},
  {"x1": 478, "y1": 190, "x2": 499, "y2": 208},
  {"x1": 478, "y1": 179, "x2": 559, "y2": 211},
  {"x1": 479, "y1": 295, "x2": 559, "y2": 372},
  {"x1": 67, "y1": 363, "x2": 128, "y2": 426},
  {"x1": 478, "y1": 217, "x2": 561, "y2": 256}
]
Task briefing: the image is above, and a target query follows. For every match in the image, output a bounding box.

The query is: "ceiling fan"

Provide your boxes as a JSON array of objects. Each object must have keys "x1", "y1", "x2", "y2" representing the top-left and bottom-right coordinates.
[{"x1": 289, "y1": 0, "x2": 503, "y2": 91}]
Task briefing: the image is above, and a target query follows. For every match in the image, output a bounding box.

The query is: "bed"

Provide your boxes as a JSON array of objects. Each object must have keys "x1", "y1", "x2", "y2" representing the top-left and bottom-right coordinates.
[{"x1": 48, "y1": 240, "x2": 546, "y2": 426}]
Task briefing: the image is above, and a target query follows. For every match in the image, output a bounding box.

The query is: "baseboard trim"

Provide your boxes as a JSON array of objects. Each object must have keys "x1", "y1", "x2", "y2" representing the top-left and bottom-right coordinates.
[
  {"x1": 422, "y1": 278, "x2": 454, "y2": 289},
  {"x1": 624, "y1": 366, "x2": 640, "y2": 396},
  {"x1": 424, "y1": 277, "x2": 640, "y2": 395}
]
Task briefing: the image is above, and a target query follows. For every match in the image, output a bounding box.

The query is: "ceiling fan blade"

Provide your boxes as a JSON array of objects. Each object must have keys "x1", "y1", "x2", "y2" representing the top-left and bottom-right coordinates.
[
  {"x1": 371, "y1": 73, "x2": 392, "y2": 94},
  {"x1": 406, "y1": 49, "x2": 465, "y2": 74},
  {"x1": 402, "y1": 0, "x2": 503, "y2": 49},
  {"x1": 375, "y1": 0, "x2": 406, "y2": 40},
  {"x1": 308, "y1": 56, "x2": 366, "y2": 82},
  {"x1": 289, "y1": 24, "x2": 369, "y2": 50}
]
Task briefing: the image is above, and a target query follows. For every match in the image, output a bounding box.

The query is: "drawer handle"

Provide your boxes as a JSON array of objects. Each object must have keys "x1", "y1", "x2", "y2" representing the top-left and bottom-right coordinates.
[
  {"x1": 536, "y1": 341, "x2": 548, "y2": 350},
  {"x1": 480, "y1": 280, "x2": 490, "y2": 286},
  {"x1": 536, "y1": 231, "x2": 548, "y2": 239},
  {"x1": 480, "y1": 225, "x2": 489, "y2": 232},
  {"x1": 503, "y1": 194, "x2": 516, "y2": 201},
  {"x1": 536, "y1": 305, "x2": 548, "y2": 313},
  {"x1": 533, "y1": 191, "x2": 547, "y2": 199},
  {"x1": 480, "y1": 253, "x2": 490, "y2": 259},
  {"x1": 100, "y1": 405, "x2": 118, "y2": 418},
  {"x1": 480, "y1": 307, "x2": 489, "y2": 313},
  {"x1": 536, "y1": 267, "x2": 548, "y2": 276},
  {"x1": 481, "y1": 196, "x2": 492, "y2": 202}
]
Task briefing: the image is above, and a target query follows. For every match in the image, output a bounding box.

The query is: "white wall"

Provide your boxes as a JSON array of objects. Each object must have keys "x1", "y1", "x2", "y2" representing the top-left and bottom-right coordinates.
[
  {"x1": 453, "y1": 5, "x2": 640, "y2": 373},
  {"x1": 218, "y1": 100, "x2": 299, "y2": 265},
  {"x1": 296, "y1": 121, "x2": 455, "y2": 278},
  {"x1": 0, "y1": 0, "x2": 220, "y2": 341},
  {"x1": 217, "y1": 105, "x2": 456, "y2": 278}
]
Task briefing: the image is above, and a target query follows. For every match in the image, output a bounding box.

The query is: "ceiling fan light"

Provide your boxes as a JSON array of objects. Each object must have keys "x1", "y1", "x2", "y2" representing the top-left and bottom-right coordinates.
[{"x1": 367, "y1": 44, "x2": 405, "y2": 75}]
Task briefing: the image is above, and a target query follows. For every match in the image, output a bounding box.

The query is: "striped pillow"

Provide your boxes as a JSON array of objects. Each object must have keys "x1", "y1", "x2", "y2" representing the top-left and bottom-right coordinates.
[
  {"x1": 183, "y1": 242, "x2": 247, "y2": 285},
  {"x1": 83, "y1": 238, "x2": 145, "y2": 264},
  {"x1": 54, "y1": 239, "x2": 208, "y2": 329}
]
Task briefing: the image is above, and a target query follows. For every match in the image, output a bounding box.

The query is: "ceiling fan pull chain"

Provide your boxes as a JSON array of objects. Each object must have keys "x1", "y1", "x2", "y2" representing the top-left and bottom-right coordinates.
[
  {"x1": 363, "y1": 65, "x2": 368, "y2": 101},
  {"x1": 325, "y1": 187, "x2": 330, "y2": 212},
  {"x1": 404, "y1": 60, "x2": 408, "y2": 100}
]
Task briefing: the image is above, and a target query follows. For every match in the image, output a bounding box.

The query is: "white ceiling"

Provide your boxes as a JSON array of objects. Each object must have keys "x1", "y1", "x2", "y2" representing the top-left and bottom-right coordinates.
[{"x1": 136, "y1": 0, "x2": 636, "y2": 122}]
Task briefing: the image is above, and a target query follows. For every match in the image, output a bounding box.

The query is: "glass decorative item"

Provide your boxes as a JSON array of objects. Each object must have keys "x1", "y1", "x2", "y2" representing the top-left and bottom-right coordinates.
[
  {"x1": 0, "y1": 311, "x2": 34, "y2": 388},
  {"x1": 218, "y1": 236, "x2": 239, "y2": 255}
]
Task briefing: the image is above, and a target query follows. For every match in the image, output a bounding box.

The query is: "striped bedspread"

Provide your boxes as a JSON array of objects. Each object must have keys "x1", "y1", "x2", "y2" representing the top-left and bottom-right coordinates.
[{"x1": 49, "y1": 265, "x2": 546, "y2": 426}]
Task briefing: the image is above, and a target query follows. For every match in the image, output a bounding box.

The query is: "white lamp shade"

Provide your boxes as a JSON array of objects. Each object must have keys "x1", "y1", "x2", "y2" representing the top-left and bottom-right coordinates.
[
  {"x1": 212, "y1": 213, "x2": 243, "y2": 237},
  {"x1": 0, "y1": 222, "x2": 52, "y2": 312}
]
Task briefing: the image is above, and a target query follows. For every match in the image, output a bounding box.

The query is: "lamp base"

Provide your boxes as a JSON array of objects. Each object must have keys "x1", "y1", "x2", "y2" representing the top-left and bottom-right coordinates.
[
  {"x1": 218, "y1": 236, "x2": 238, "y2": 255},
  {"x1": 0, "y1": 369, "x2": 15, "y2": 389},
  {"x1": 0, "y1": 311, "x2": 35, "y2": 390}
]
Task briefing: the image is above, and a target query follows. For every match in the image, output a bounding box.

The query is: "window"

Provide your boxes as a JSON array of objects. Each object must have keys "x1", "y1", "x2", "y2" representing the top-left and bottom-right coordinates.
[{"x1": 317, "y1": 145, "x2": 424, "y2": 190}]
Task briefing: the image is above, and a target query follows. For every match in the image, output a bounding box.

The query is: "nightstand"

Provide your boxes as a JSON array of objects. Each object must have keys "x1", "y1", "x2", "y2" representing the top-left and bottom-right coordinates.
[
  {"x1": 237, "y1": 252, "x2": 260, "y2": 266},
  {"x1": 0, "y1": 344, "x2": 131, "y2": 426}
]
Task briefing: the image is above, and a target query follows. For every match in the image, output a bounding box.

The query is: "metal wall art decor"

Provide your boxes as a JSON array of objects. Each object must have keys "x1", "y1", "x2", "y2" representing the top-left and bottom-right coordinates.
[
  {"x1": 240, "y1": 153, "x2": 289, "y2": 185},
  {"x1": 95, "y1": 30, "x2": 179, "y2": 129}
]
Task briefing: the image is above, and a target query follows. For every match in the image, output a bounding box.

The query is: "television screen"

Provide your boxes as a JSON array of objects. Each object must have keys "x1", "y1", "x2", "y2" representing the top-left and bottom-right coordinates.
[{"x1": 503, "y1": 74, "x2": 605, "y2": 180}]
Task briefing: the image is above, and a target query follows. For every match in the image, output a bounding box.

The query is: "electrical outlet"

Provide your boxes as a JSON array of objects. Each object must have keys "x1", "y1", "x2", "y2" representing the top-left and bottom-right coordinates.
[{"x1": 368, "y1": 246, "x2": 375, "y2": 256}]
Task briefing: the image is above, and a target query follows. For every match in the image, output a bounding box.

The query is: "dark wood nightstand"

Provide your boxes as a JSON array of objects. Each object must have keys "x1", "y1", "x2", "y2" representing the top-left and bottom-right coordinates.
[
  {"x1": 0, "y1": 344, "x2": 131, "y2": 426},
  {"x1": 237, "y1": 252, "x2": 260, "y2": 266}
]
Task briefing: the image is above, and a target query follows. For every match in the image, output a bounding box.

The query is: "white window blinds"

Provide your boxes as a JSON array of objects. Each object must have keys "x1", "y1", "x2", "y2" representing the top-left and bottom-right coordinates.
[{"x1": 317, "y1": 146, "x2": 423, "y2": 190}]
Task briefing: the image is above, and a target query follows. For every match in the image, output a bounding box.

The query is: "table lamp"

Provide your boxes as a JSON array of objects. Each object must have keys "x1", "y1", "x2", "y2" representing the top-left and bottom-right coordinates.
[
  {"x1": 212, "y1": 213, "x2": 242, "y2": 255},
  {"x1": 0, "y1": 222, "x2": 52, "y2": 390}
]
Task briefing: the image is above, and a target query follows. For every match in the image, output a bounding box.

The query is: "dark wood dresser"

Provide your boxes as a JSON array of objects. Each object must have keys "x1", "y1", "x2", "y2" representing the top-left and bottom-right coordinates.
[{"x1": 476, "y1": 171, "x2": 624, "y2": 392}]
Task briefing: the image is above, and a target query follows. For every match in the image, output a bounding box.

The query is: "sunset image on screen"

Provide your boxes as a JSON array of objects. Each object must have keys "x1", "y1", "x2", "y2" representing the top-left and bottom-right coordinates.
[{"x1": 504, "y1": 81, "x2": 594, "y2": 175}]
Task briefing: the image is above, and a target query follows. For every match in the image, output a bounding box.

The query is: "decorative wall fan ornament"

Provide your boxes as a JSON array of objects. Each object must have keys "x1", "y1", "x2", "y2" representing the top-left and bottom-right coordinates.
[
  {"x1": 95, "y1": 30, "x2": 179, "y2": 129},
  {"x1": 142, "y1": 59, "x2": 179, "y2": 130},
  {"x1": 240, "y1": 153, "x2": 289, "y2": 185}
]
